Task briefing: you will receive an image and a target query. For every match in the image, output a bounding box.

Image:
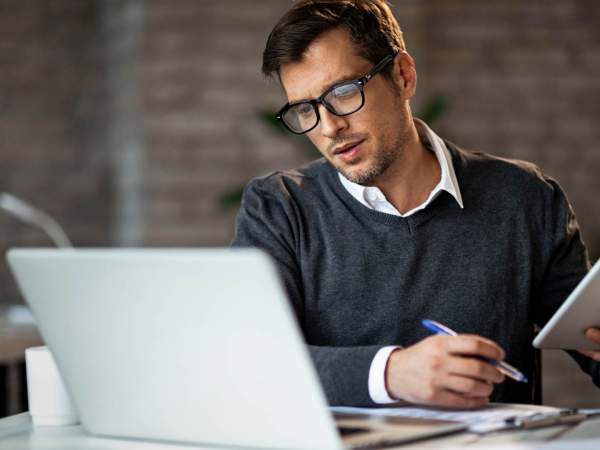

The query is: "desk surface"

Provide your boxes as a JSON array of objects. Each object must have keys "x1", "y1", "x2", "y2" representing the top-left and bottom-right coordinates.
[{"x1": 1, "y1": 412, "x2": 600, "y2": 450}]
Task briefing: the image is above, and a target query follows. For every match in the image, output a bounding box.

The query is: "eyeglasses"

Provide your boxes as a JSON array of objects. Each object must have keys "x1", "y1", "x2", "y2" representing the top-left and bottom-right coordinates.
[{"x1": 276, "y1": 54, "x2": 395, "y2": 135}]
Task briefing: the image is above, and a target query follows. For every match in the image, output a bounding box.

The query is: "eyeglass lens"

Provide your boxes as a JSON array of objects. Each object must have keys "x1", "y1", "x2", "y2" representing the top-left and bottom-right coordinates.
[{"x1": 283, "y1": 82, "x2": 364, "y2": 133}]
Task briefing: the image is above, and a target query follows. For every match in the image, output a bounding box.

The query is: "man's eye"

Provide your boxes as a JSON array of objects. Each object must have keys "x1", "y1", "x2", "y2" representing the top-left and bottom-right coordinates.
[
  {"x1": 295, "y1": 103, "x2": 313, "y2": 116},
  {"x1": 332, "y1": 83, "x2": 358, "y2": 98}
]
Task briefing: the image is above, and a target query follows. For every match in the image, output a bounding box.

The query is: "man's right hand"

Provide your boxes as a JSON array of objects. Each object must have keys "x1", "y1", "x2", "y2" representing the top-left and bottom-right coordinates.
[{"x1": 385, "y1": 334, "x2": 506, "y2": 408}]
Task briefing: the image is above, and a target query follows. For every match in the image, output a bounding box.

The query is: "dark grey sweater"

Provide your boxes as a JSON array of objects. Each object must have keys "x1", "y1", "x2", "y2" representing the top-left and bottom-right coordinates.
[{"x1": 232, "y1": 141, "x2": 597, "y2": 406}]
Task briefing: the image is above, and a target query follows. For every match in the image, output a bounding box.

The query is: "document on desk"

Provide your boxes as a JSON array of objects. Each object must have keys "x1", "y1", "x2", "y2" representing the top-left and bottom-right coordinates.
[{"x1": 331, "y1": 403, "x2": 560, "y2": 434}]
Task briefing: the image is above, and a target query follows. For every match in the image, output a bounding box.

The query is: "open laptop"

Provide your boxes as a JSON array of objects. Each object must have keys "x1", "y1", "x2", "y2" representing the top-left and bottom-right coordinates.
[{"x1": 7, "y1": 248, "x2": 465, "y2": 450}]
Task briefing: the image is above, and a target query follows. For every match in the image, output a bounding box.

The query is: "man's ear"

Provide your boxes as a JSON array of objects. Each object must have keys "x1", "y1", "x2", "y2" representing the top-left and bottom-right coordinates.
[{"x1": 391, "y1": 51, "x2": 417, "y2": 99}]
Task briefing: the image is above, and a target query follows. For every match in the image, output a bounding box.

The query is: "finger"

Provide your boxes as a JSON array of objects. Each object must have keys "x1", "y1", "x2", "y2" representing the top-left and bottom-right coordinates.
[
  {"x1": 585, "y1": 328, "x2": 600, "y2": 344},
  {"x1": 424, "y1": 389, "x2": 489, "y2": 409},
  {"x1": 442, "y1": 375, "x2": 494, "y2": 397},
  {"x1": 445, "y1": 335, "x2": 506, "y2": 361},
  {"x1": 579, "y1": 350, "x2": 600, "y2": 362},
  {"x1": 446, "y1": 357, "x2": 505, "y2": 384}
]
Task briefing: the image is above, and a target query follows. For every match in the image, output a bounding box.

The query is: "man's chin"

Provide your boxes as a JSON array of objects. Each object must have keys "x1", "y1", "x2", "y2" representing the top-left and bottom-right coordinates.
[
  {"x1": 328, "y1": 157, "x2": 377, "y2": 184},
  {"x1": 338, "y1": 167, "x2": 377, "y2": 185}
]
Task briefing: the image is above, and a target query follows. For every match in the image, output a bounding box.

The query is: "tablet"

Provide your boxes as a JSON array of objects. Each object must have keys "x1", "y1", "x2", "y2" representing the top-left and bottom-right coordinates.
[{"x1": 534, "y1": 259, "x2": 600, "y2": 350}]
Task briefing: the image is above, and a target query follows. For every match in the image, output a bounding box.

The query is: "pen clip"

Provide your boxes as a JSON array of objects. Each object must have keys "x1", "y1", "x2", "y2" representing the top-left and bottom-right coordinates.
[{"x1": 504, "y1": 409, "x2": 586, "y2": 429}]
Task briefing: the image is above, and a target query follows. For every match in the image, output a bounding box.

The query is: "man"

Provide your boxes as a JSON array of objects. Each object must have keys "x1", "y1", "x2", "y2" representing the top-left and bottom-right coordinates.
[{"x1": 232, "y1": 0, "x2": 600, "y2": 408}]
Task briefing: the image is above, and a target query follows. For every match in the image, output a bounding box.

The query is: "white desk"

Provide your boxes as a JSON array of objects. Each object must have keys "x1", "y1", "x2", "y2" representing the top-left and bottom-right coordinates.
[{"x1": 1, "y1": 412, "x2": 600, "y2": 450}]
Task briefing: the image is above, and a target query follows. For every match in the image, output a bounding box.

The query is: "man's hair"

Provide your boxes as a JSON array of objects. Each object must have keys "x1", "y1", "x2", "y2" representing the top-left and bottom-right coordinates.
[{"x1": 262, "y1": 0, "x2": 405, "y2": 80}]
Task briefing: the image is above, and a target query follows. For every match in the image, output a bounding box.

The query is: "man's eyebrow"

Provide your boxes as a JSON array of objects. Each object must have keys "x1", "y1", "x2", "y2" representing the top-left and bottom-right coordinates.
[{"x1": 288, "y1": 71, "x2": 363, "y2": 104}]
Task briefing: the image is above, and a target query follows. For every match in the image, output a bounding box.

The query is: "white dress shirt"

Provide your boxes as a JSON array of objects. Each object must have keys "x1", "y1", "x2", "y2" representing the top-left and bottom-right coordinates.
[{"x1": 338, "y1": 119, "x2": 464, "y2": 403}]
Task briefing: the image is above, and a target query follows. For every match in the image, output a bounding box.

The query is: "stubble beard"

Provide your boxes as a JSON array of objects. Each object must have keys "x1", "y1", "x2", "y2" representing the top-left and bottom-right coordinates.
[{"x1": 337, "y1": 125, "x2": 411, "y2": 185}]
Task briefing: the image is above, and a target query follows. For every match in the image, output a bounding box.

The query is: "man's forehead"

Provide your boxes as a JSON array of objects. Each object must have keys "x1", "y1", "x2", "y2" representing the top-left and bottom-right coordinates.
[
  {"x1": 280, "y1": 65, "x2": 358, "y2": 103},
  {"x1": 279, "y1": 46, "x2": 370, "y2": 103}
]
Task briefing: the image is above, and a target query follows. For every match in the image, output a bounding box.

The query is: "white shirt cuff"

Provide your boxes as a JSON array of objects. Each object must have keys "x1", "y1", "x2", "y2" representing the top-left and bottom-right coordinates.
[{"x1": 368, "y1": 345, "x2": 402, "y2": 404}]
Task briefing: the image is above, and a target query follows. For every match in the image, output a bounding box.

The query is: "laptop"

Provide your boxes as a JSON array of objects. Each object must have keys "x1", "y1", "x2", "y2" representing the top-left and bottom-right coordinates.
[{"x1": 7, "y1": 248, "x2": 465, "y2": 449}]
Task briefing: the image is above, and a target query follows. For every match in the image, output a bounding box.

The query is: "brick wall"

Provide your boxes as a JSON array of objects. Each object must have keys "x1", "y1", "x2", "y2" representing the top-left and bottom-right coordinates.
[
  {"x1": 4, "y1": 0, "x2": 593, "y2": 258},
  {"x1": 140, "y1": 0, "x2": 309, "y2": 245},
  {"x1": 0, "y1": 1, "x2": 112, "y2": 304}
]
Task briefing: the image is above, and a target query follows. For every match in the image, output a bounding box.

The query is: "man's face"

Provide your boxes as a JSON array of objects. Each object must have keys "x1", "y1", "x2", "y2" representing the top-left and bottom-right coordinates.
[{"x1": 279, "y1": 28, "x2": 414, "y2": 185}]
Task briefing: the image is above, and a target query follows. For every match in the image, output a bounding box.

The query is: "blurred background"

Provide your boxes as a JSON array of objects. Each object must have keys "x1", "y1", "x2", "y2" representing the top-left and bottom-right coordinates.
[{"x1": 0, "y1": 0, "x2": 599, "y2": 416}]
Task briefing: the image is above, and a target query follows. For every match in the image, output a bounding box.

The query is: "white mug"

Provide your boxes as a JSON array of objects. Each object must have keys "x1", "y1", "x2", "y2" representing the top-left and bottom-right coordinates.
[{"x1": 25, "y1": 346, "x2": 79, "y2": 426}]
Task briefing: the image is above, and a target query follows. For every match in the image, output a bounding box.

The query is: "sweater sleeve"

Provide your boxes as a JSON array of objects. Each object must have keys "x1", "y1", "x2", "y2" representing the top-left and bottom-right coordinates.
[
  {"x1": 534, "y1": 178, "x2": 600, "y2": 387},
  {"x1": 231, "y1": 178, "x2": 382, "y2": 406}
]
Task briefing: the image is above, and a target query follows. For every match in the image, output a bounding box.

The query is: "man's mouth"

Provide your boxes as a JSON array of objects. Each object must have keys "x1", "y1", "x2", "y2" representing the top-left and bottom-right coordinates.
[{"x1": 332, "y1": 140, "x2": 365, "y2": 161}]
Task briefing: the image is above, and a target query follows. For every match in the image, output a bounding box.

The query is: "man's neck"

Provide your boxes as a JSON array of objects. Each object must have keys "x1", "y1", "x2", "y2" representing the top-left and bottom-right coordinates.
[{"x1": 372, "y1": 126, "x2": 441, "y2": 215}]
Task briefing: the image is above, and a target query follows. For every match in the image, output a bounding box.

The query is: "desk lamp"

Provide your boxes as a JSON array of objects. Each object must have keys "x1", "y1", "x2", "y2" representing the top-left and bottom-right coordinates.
[{"x1": 0, "y1": 193, "x2": 72, "y2": 248}]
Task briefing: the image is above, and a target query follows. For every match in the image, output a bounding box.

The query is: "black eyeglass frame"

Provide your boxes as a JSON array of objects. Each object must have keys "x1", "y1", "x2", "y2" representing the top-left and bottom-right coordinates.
[{"x1": 275, "y1": 54, "x2": 396, "y2": 135}]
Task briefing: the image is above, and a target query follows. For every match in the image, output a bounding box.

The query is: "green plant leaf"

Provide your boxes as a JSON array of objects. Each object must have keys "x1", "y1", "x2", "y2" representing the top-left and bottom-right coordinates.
[
  {"x1": 418, "y1": 94, "x2": 449, "y2": 125},
  {"x1": 220, "y1": 187, "x2": 245, "y2": 210}
]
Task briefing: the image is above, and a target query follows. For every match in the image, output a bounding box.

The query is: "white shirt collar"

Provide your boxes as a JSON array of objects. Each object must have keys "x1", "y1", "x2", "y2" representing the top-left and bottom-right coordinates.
[{"x1": 338, "y1": 118, "x2": 464, "y2": 217}]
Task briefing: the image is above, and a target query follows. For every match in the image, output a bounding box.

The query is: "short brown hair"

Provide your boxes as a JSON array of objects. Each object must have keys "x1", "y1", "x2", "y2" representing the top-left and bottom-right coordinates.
[{"x1": 262, "y1": 0, "x2": 405, "y2": 79}]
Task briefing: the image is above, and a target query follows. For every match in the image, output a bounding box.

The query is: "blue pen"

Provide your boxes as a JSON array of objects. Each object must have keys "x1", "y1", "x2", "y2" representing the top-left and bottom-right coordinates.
[{"x1": 421, "y1": 319, "x2": 528, "y2": 383}]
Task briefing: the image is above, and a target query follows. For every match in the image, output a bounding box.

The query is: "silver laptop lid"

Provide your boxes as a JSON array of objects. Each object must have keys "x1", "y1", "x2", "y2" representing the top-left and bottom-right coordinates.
[{"x1": 7, "y1": 248, "x2": 342, "y2": 450}]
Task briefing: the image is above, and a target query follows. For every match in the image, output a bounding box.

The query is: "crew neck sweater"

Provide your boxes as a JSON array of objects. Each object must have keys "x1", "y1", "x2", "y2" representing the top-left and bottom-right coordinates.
[{"x1": 232, "y1": 141, "x2": 597, "y2": 406}]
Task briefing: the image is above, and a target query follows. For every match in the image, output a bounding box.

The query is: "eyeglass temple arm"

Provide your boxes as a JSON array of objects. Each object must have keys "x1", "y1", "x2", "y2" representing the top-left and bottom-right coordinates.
[{"x1": 364, "y1": 54, "x2": 396, "y2": 82}]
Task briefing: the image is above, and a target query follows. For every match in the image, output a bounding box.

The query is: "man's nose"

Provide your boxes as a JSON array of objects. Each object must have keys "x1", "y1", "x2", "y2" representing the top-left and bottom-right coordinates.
[{"x1": 317, "y1": 104, "x2": 349, "y2": 138}]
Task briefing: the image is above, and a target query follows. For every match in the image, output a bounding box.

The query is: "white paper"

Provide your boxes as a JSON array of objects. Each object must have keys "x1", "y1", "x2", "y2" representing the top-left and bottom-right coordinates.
[{"x1": 331, "y1": 403, "x2": 560, "y2": 433}]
